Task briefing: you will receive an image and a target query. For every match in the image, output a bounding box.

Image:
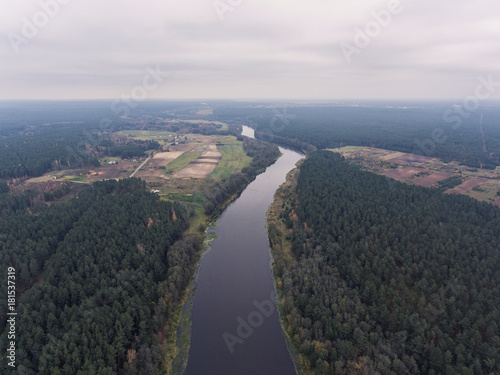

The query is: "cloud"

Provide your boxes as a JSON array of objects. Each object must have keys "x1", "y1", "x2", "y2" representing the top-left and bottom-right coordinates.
[{"x1": 0, "y1": 0, "x2": 498, "y2": 99}]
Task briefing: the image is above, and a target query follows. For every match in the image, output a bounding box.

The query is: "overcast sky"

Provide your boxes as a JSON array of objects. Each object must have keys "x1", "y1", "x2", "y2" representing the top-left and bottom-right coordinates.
[{"x1": 1, "y1": 0, "x2": 499, "y2": 100}]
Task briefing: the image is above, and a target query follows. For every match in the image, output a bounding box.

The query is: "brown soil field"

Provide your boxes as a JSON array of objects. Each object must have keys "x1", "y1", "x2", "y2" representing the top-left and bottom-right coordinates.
[
  {"x1": 447, "y1": 179, "x2": 488, "y2": 195},
  {"x1": 330, "y1": 147, "x2": 500, "y2": 205},
  {"x1": 343, "y1": 147, "x2": 387, "y2": 160},
  {"x1": 135, "y1": 169, "x2": 165, "y2": 179},
  {"x1": 172, "y1": 145, "x2": 222, "y2": 178},
  {"x1": 383, "y1": 167, "x2": 424, "y2": 181},
  {"x1": 413, "y1": 172, "x2": 455, "y2": 187},
  {"x1": 387, "y1": 153, "x2": 436, "y2": 164},
  {"x1": 148, "y1": 151, "x2": 184, "y2": 168},
  {"x1": 191, "y1": 145, "x2": 216, "y2": 152},
  {"x1": 380, "y1": 151, "x2": 406, "y2": 161},
  {"x1": 170, "y1": 144, "x2": 198, "y2": 152},
  {"x1": 91, "y1": 161, "x2": 137, "y2": 180}
]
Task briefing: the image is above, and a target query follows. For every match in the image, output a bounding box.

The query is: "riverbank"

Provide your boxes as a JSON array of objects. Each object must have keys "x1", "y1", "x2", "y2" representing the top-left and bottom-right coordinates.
[
  {"x1": 266, "y1": 160, "x2": 316, "y2": 375},
  {"x1": 166, "y1": 133, "x2": 283, "y2": 374},
  {"x1": 166, "y1": 220, "x2": 219, "y2": 375},
  {"x1": 182, "y1": 146, "x2": 302, "y2": 375}
]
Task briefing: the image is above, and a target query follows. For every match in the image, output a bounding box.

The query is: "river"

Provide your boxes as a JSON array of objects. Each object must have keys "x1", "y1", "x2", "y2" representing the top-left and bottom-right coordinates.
[{"x1": 183, "y1": 126, "x2": 303, "y2": 375}]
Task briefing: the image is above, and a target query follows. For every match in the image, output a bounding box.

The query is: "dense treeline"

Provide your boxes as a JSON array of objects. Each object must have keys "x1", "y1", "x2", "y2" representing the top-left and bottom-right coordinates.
[
  {"x1": 204, "y1": 138, "x2": 280, "y2": 215},
  {"x1": 437, "y1": 176, "x2": 463, "y2": 190},
  {"x1": 0, "y1": 126, "x2": 100, "y2": 178},
  {"x1": 104, "y1": 139, "x2": 160, "y2": 159},
  {"x1": 0, "y1": 178, "x2": 199, "y2": 374},
  {"x1": 271, "y1": 151, "x2": 500, "y2": 374},
  {"x1": 0, "y1": 101, "x2": 123, "y2": 178},
  {"x1": 254, "y1": 130, "x2": 317, "y2": 155},
  {"x1": 215, "y1": 104, "x2": 500, "y2": 168},
  {"x1": 0, "y1": 127, "x2": 161, "y2": 178},
  {"x1": 0, "y1": 101, "x2": 168, "y2": 178},
  {"x1": 0, "y1": 181, "x2": 72, "y2": 216}
]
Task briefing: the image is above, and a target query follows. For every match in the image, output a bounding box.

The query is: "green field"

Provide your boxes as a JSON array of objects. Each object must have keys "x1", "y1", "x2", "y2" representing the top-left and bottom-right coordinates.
[
  {"x1": 213, "y1": 135, "x2": 242, "y2": 145},
  {"x1": 330, "y1": 146, "x2": 367, "y2": 152},
  {"x1": 65, "y1": 175, "x2": 87, "y2": 182},
  {"x1": 208, "y1": 144, "x2": 252, "y2": 180},
  {"x1": 216, "y1": 123, "x2": 229, "y2": 132},
  {"x1": 196, "y1": 109, "x2": 213, "y2": 115},
  {"x1": 163, "y1": 151, "x2": 203, "y2": 174},
  {"x1": 117, "y1": 130, "x2": 176, "y2": 141},
  {"x1": 117, "y1": 129, "x2": 238, "y2": 145},
  {"x1": 165, "y1": 193, "x2": 205, "y2": 205}
]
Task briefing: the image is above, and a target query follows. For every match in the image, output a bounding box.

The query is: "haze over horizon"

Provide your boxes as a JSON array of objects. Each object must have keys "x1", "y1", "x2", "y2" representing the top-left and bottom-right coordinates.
[{"x1": 1, "y1": 0, "x2": 499, "y2": 101}]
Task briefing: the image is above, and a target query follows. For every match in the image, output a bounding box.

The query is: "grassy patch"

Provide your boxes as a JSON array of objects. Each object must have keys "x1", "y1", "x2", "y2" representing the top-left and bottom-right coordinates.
[
  {"x1": 65, "y1": 175, "x2": 87, "y2": 182},
  {"x1": 164, "y1": 287, "x2": 194, "y2": 375},
  {"x1": 161, "y1": 194, "x2": 208, "y2": 235},
  {"x1": 167, "y1": 193, "x2": 205, "y2": 205},
  {"x1": 169, "y1": 294, "x2": 194, "y2": 375},
  {"x1": 196, "y1": 109, "x2": 213, "y2": 115},
  {"x1": 216, "y1": 123, "x2": 229, "y2": 132},
  {"x1": 187, "y1": 206, "x2": 209, "y2": 235},
  {"x1": 116, "y1": 130, "x2": 176, "y2": 141},
  {"x1": 212, "y1": 135, "x2": 241, "y2": 145},
  {"x1": 467, "y1": 180, "x2": 500, "y2": 203},
  {"x1": 163, "y1": 151, "x2": 203, "y2": 174},
  {"x1": 208, "y1": 144, "x2": 252, "y2": 180},
  {"x1": 337, "y1": 146, "x2": 367, "y2": 152}
]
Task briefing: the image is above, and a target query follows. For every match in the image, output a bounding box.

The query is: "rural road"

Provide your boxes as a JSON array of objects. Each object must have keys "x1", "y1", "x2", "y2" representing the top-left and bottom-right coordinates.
[{"x1": 130, "y1": 153, "x2": 154, "y2": 178}]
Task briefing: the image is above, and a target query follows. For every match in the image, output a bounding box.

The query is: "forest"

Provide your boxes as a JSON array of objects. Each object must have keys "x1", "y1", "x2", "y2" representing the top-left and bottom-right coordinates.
[
  {"x1": 0, "y1": 178, "x2": 199, "y2": 374},
  {"x1": 0, "y1": 125, "x2": 100, "y2": 178},
  {"x1": 103, "y1": 139, "x2": 161, "y2": 159},
  {"x1": 3, "y1": 100, "x2": 500, "y2": 374},
  {"x1": 214, "y1": 104, "x2": 500, "y2": 169},
  {"x1": 0, "y1": 106, "x2": 281, "y2": 373},
  {"x1": 269, "y1": 151, "x2": 500, "y2": 374},
  {"x1": 0, "y1": 101, "x2": 201, "y2": 179}
]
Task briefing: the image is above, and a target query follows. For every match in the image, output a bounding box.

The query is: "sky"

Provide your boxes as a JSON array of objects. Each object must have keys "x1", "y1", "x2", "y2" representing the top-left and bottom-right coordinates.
[{"x1": 1, "y1": 0, "x2": 499, "y2": 100}]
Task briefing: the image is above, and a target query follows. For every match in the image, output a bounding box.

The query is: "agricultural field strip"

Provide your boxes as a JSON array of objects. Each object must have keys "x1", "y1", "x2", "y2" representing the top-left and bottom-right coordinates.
[
  {"x1": 171, "y1": 146, "x2": 222, "y2": 179},
  {"x1": 21, "y1": 133, "x2": 244, "y2": 199},
  {"x1": 327, "y1": 146, "x2": 500, "y2": 201},
  {"x1": 208, "y1": 144, "x2": 252, "y2": 180}
]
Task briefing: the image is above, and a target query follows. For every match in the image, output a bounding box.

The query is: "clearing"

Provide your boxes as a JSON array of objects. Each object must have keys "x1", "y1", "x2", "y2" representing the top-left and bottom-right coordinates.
[
  {"x1": 171, "y1": 145, "x2": 222, "y2": 179},
  {"x1": 328, "y1": 146, "x2": 500, "y2": 205},
  {"x1": 208, "y1": 144, "x2": 252, "y2": 180},
  {"x1": 413, "y1": 172, "x2": 455, "y2": 187}
]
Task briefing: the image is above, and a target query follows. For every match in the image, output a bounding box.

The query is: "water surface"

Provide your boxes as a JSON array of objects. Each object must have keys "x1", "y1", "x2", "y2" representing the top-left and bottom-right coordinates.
[{"x1": 184, "y1": 127, "x2": 302, "y2": 375}]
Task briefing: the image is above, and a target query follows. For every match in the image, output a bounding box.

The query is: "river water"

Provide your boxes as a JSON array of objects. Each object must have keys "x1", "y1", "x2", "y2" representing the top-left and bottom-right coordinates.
[{"x1": 183, "y1": 126, "x2": 303, "y2": 375}]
